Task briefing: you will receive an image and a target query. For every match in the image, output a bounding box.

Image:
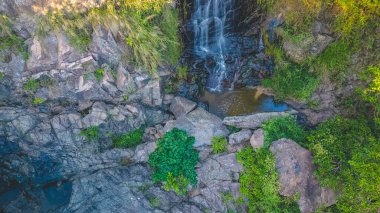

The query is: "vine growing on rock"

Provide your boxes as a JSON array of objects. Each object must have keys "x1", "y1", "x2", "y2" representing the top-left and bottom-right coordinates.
[{"x1": 148, "y1": 128, "x2": 199, "y2": 195}]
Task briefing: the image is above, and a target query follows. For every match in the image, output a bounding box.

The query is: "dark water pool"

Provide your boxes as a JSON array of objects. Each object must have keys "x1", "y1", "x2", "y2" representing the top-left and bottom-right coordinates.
[{"x1": 200, "y1": 88, "x2": 289, "y2": 118}]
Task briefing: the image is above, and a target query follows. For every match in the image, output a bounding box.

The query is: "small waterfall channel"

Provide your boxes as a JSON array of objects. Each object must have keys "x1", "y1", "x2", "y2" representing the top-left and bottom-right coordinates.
[{"x1": 192, "y1": 0, "x2": 235, "y2": 91}]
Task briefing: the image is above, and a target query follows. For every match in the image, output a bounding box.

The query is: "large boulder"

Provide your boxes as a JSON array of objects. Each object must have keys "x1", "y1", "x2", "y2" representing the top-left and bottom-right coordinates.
[
  {"x1": 164, "y1": 108, "x2": 229, "y2": 147},
  {"x1": 169, "y1": 96, "x2": 197, "y2": 118},
  {"x1": 223, "y1": 111, "x2": 295, "y2": 129},
  {"x1": 250, "y1": 128, "x2": 264, "y2": 149},
  {"x1": 270, "y1": 139, "x2": 337, "y2": 213}
]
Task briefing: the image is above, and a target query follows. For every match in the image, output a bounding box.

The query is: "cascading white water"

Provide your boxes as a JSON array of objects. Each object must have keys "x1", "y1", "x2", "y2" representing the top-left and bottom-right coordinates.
[{"x1": 192, "y1": 0, "x2": 235, "y2": 91}]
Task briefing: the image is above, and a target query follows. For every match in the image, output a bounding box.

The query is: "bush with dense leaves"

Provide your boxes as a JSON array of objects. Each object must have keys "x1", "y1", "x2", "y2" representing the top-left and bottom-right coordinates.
[
  {"x1": 148, "y1": 128, "x2": 199, "y2": 193},
  {"x1": 262, "y1": 115, "x2": 307, "y2": 148},
  {"x1": 308, "y1": 116, "x2": 380, "y2": 212},
  {"x1": 211, "y1": 135, "x2": 228, "y2": 154},
  {"x1": 237, "y1": 147, "x2": 300, "y2": 212}
]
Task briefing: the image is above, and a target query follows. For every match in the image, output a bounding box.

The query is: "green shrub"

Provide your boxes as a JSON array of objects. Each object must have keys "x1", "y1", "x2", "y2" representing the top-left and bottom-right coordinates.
[
  {"x1": 163, "y1": 173, "x2": 190, "y2": 196},
  {"x1": 262, "y1": 115, "x2": 307, "y2": 148},
  {"x1": 148, "y1": 128, "x2": 199, "y2": 194},
  {"x1": 359, "y1": 64, "x2": 380, "y2": 124},
  {"x1": 211, "y1": 135, "x2": 228, "y2": 154},
  {"x1": 308, "y1": 116, "x2": 380, "y2": 212},
  {"x1": 314, "y1": 40, "x2": 353, "y2": 82},
  {"x1": 23, "y1": 79, "x2": 40, "y2": 92},
  {"x1": 94, "y1": 68, "x2": 104, "y2": 81},
  {"x1": 177, "y1": 66, "x2": 188, "y2": 80},
  {"x1": 112, "y1": 128, "x2": 144, "y2": 148},
  {"x1": 80, "y1": 126, "x2": 100, "y2": 142},
  {"x1": 266, "y1": 64, "x2": 319, "y2": 100},
  {"x1": 33, "y1": 97, "x2": 45, "y2": 106},
  {"x1": 0, "y1": 72, "x2": 4, "y2": 81},
  {"x1": 237, "y1": 147, "x2": 300, "y2": 212}
]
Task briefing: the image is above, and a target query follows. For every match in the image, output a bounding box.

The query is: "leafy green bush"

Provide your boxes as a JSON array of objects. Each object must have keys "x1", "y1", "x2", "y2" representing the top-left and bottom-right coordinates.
[
  {"x1": 262, "y1": 115, "x2": 307, "y2": 148},
  {"x1": 211, "y1": 135, "x2": 228, "y2": 154},
  {"x1": 359, "y1": 64, "x2": 380, "y2": 124},
  {"x1": 94, "y1": 68, "x2": 104, "y2": 81},
  {"x1": 237, "y1": 147, "x2": 300, "y2": 212},
  {"x1": 80, "y1": 126, "x2": 100, "y2": 142},
  {"x1": 265, "y1": 64, "x2": 319, "y2": 100},
  {"x1": 33, "y1": 97, "x2": 45, "y2": 106},
  {"x1": 0, "y1": 72, "x2": 4, "y2": 81},
  {"x1": 23, "y1": 79, "x2": 40, "y2": 92},
  {"x1": 308, "y1": 116, "x2": 380, "y2": 212},
  {"x1": 163, "y1": 173, "x2": 190, "y2": 196},
  {"x1": 148, "y1": 128, "x2": 199, "y2": 194},
  {"x1": 112, "y1": 128, "x2": 144, "y2": 148}
]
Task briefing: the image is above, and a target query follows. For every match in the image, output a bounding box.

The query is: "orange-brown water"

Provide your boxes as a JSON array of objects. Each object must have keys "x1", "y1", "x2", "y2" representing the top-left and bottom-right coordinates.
[{"x1": 200, "y1": 88, "x2": 289, "y2": 118}]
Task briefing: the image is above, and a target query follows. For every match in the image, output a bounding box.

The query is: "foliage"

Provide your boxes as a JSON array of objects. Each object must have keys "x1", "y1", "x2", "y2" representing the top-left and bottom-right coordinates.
[
  {"x1": 0, "y1": 15, "x2": 28, "y2": 59},
  {"x1": 148, "y1": 128, "x2": 199, "y2": 194},
  {"x1": 226, "y1": 125, "x2": 241, "y2": 134},
  {"x1": 0, "y1": 72, "x2": 4, "y2": 81},
  {"x1": 177, "y1": 65, "x2": 188, "y2": 80},
  {"x1": 80, "y1": 126, "x2": 100, "y2": 142},
  {"x1": 94, "y1": 68, "x2": 104, "y2": 81},
  {"x1": 265, "y1": 64, "x2": 319, "y2": 100},
  {"x1": 149, "y1": 196, "x2": 161, "y2": 207},
  {"x1": 211, "y1": 135, "x2": 228, "y2": 154},
  {"x1": 308, "y1": 116, "x2": 380, "y2": 212},
  {"x1": 112, "y1": 128, "x2": 144, "y2": 148},
  {"x1": 359, "y1": 64, "x2": 380, "y2": 124},
  {"x1": 314, "y1": 40, "x2": 353, "y2": 82},
  {"x1": 33, "y1": 97, "x2": 45, "y2": 106},
  {"x1": 36, "y1": 1, "x2": 181, "y2": 74},
  {"x1": 262, "y1": 115, "x2": 307, "y2": 148},
  {"x1": 237, "y1": 147, "x2": 300, "y2": 212},
  {"x1": 23, "y1": 79, "x2": 40, "y2": 92},
  {"x1": 163, "y1": 173, "x2": 190, "y2": 196}
]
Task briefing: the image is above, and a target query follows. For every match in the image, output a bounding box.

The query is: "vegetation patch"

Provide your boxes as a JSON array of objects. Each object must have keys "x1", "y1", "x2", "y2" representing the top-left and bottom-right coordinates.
[
  {"x1": 0, "y1": 15, "x2": 28, "y2": 59},
  {"x1": 262, "y1": 115, "x2": 307, "y2": 148},
  {"x1": 359, "y1": 64, "x2": 380, "y2": 124},
  {"x1": 23, "y1": 79, "x2": 41, "y2": 92},
  {"x1": 80, "y1": 126, "x2": 101, "y2": 142},
  {"x1": 308, "y1": 116, "x2": 380, "y2": 212},
  {"x1": 36, "y1": 0, "x2": 181, "y2": 74},
  {"x1": 148, "y1": 128, "x2": 199, "y2": 195},
  {"x1": 94, "y1": 68, "x2": 104, "y2": 81},
  {"x1": 33, "y1": 97, "x2": 45, "y2": 106},
  {"x1": 112, "y1": 128, "x2": 144, "y2": 149},
  {"x1": 264, "y1": 63, "x2": 319, "y2": 101},
  {"x1": 211, "y1": 135, "x2": 228, "y2": 154},
  {"x1": 237, "y1": 147, "x2": 300, "y2": 212}
]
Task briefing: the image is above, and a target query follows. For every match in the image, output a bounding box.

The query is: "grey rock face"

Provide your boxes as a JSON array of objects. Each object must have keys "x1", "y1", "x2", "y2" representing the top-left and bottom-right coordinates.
[
  {"x1": 223, "y1": 111, "x2": 295, "y2": 129},
  {"x1": 228, "y1": 129, "x2": 252, "y2": 145},
  {"x1": 270, "y1": 139, "x2": 337, "y2": 213},
  {"x1": 164, "y1": 107, "x2": 229, "y2": 147},
  {"x1": 169, "y1": 96, "x2": 197, "y2": 118}
]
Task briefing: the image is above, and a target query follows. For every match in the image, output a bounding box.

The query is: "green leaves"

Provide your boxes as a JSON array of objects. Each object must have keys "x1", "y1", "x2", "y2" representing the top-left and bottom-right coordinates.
[
  {"x1": 262, "y1": 115, "x2": 307, "y2": 148},
  {"x1": 211, "y1": 135, "x2": 228, "y2": 154},
  {"x1": 112, "y1": 128, "x2": 144, "y2": 148},
  {"x1": 148, "y1": 128, "x2": 199, "y2": 194},
  {"x1": 308, "y1": 116, "x2": 380, "y2": 212},
  {"x1": 80, "y1": 126, "x2": 101, "y2": 142}
]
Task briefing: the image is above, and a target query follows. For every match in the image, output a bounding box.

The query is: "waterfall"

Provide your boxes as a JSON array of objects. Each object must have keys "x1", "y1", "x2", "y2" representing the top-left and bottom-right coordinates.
[{"x1": 192, "y1": 0, "x2": 235, "y2": 91}]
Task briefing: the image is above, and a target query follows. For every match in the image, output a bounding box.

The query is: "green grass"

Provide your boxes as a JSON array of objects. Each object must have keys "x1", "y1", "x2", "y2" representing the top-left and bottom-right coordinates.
[
  {"x1": 262, "y1": 115, "x2": 307, "y2": 148},
  {"x1": 112, "y1": 128, "x2": 144, "y2": 148},
  {"x1": 80, "y1": 126, "x2": 101, "y2": 142},
  {"x1": 0, "y1": 72, "x2": 4, "y2": 81},
  {"x1": 265, "y1": 64, "x2": 319, "y2": 101},
  {"x1": 211, "y1": 135, "x2": 228, "y2": 154},
  {"x1": 0, "y1": 15, "x2": 28, "y2": 59}
]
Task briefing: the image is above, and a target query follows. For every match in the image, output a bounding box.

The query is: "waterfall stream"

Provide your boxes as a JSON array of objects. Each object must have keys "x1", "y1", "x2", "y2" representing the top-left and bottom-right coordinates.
[{"x1": 192, "y1": 0, "x2": 235, "y2": 91}]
